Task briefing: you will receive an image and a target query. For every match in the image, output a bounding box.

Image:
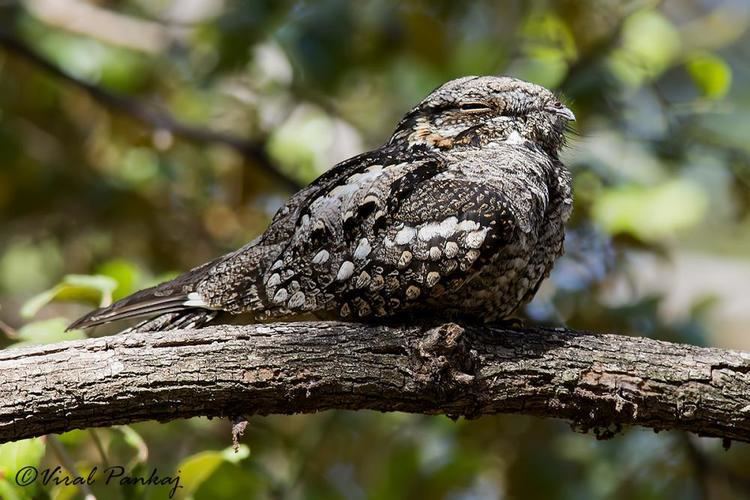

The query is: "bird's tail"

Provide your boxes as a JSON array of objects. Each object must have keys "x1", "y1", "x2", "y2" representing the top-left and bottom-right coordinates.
[
  {"x1": 67, "y1": 238, "x2": 267, "y2": 332},
  {"x1": 66, "y1": 261, "x2": 216, "y2": 331},
  {"x1": 121, "y1": 309, "x2": 218, "y2": 333}
]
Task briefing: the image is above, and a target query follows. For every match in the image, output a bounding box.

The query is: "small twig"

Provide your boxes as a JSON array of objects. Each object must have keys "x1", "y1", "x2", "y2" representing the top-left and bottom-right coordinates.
[
  {"x1": 0, "y1": 29, "x2": 303, "y2": 191},
  {"x1": 0, "y1": 316, "x2": 18, "y2": 340},
  {"x1": 88, "y1": 429, "x2": 110, "y2": 469},
  {"x1": 113, "y1": 425, "x2": 149, "y2": 470},
  {"x1": 24, "y1": 0, "x2": 174, "y2": 54},
  {"x1": 47, "y1": 435, "x2": 98, "y2": 500},
  {"x1": 231, "y1": 416, "x2": 248, "y2": 453}
]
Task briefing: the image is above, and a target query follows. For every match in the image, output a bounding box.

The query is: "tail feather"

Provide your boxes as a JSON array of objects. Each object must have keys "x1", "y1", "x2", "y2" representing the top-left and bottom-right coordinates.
[
  {"x1": 67, "y1": 282, "x2": 199, "y2": 331},
  {"x1": 68, "y1": 304, "x2": 189, "y2": 330},
  {"x1": 67, "y1": 241, "x2": 254, "y2": 332},
  {"x1": 121, "y1": 310, "x2": 218, "y2": 333}
]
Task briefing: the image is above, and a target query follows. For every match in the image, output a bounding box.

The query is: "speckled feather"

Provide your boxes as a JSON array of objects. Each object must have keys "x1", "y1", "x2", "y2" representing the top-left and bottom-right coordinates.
[{"x1": 68, "y1": 76, "x2": 574, "y2": 331}]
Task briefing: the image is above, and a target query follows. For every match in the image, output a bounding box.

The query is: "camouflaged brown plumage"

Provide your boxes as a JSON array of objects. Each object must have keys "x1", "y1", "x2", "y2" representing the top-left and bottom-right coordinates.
[{"x1": 68, "y1": 76, "x2": 575, "y2": 332}]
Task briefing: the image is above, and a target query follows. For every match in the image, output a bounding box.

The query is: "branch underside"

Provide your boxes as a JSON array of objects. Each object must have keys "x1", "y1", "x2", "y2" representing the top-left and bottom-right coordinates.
[{"x1": 2, "y1": 322, "x2": 749, "y2": 444}]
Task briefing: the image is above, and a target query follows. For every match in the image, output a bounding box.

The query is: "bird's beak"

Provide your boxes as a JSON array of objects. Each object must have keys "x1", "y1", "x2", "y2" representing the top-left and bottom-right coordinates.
[{"x1": 548, "y1": 104, "x2": 576, "y2": 121}]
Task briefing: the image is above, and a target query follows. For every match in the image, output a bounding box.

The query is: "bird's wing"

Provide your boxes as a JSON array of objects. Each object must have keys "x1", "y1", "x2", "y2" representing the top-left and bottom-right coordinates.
[
  {"x1": 66, "y1": 148, "x2": 405, "y2": 330},
  {"x1": 258, "y1": 151, "x2": 523, "y2": 319}
]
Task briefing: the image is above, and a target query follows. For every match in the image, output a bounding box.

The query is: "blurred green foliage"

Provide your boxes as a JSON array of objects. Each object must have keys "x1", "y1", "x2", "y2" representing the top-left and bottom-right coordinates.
[{"x1": 2, "y1": 0, "x2": 750, "y2": 498}]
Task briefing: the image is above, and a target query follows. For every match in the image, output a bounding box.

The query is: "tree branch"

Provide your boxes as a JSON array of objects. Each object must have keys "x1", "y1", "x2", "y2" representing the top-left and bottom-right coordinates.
[
  {"x1": 2, "y1": 321, "x2": 750, "y2": 444},
  {"x1": 0, "y1": 30, "x2": 303, "y2": 191}
]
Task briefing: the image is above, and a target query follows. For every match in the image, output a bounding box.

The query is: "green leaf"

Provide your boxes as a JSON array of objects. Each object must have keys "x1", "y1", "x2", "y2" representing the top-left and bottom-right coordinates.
[
  {"x1": 522, "y1": 12, "x2": 577, "y2": 60},
  {"x1": 30, "y1": 28, "x2": 150, "y2": 92},
  {"x1": 0, "y1": 439, "x2": 46, "y2": 499},
  {"x1": 592, "y1": 180, "x2": 708, "y2": 241},
  {"x1": 0, "y1": 239, "x2": 64, "y2": 294},
  {"x1": 56, "y1": 274, "x2": 119, "y2": 306},
  {"x1": 0, "y1": 439, "x2": 46, "y2": 477},
  {"x1": 20, "y1": 274, "x2": 118, "y2": 318},
  {"x1": 687, "y1": 52, "x2": 732, "y2": 99},
  {"x1": 176, "y1": 445, "x2": 250, "y2": 499},
  {"x1": 19, "y1": 287, "x2": 60, "y2": 319},
  {"x1": 116, "y1": 426, "x2": 149, "y2": 466},
  {"x1": 221, "y1": 444, "x2": 250, "y2": 463},
  {"x1": 609, "y1": 9, "x2": 680, "y2": 86},
  {"x1": 511, "y1": 12, "x2": 576, "y2": 88},
  {"x1": 96, "y1": 259, "x2": 142, "y2": 300},
  {"x1": 119, "y1": 148, "x2": 160, "y2": 185},
  {"x1": 267, "y1": 104, "x2": 345, "y2": 182},
  {"x1": 50, "y1": 475, "x2": 84, "y2": 500},
  {"x1": 175, "y1": 451, "x2": 225, "y2": 499},
  {"x1": 55, "y1": 429, "x2": 89, "y2": 447},
  {"x1": 0, "y1": 480, "x2": 23, "y2": 500},
  {"x1": 13, "y1": 318, "x2": 86, "y2": 347}
]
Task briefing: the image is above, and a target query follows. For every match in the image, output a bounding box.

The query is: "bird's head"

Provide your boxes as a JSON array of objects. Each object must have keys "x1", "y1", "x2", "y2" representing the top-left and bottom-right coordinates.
[{"x1": 389, "y1": 75, "x2": 575, "y2": 154}]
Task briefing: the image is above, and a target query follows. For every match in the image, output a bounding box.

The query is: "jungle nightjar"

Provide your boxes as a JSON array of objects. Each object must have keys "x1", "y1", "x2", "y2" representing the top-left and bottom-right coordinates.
[{"x1": 69, "y1": 76, "x2": 575, "y2": 332}]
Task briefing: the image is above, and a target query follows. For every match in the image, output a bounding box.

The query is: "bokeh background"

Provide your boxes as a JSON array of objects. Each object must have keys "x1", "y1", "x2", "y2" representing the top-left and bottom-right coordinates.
[{"x1": 1, "y1": 0, "x2": 750, "y2": 498}]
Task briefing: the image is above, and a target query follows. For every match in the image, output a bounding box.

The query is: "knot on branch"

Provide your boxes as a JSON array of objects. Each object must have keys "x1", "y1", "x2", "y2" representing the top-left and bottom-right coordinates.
[
  {"x1": 567, "y1": 372, "x2": 644, "y2": 439},
  {"x1": 570, "y1": 418, "x2": 624, "y2": 441},
  {"x1": 412, "y1": 323, "x2": 478, "y2": 397}
]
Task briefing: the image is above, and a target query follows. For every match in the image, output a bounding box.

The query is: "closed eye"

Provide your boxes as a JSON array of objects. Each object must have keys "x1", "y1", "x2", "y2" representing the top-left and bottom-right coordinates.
[{"x1": 458, "y1": 102, "x2": 492, "y2": 112}]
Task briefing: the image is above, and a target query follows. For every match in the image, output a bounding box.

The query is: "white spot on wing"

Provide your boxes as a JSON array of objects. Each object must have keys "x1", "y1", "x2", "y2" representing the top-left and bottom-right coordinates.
[
  {"x1": 465, "y1": 228, "x2": 489, "y2": 249},
  {"x1": 273, "y1": 288, "x2": 288, "y2": 304},
  {"x1": 397, "y1": 251, "x2": 413, "y2": 269},
  {"x1": 457, "y1": 220, "x2": 480, "y2": 232},
  {"x1": 348, "y1": 167, "x2": 383, "y2": 184},
  {"x1": 361, "y1": 194, "x2": 379, "y2": 206},
  {"x1": 329, "y1": 183, "x2": 360, "y2": 200},
  {"x1": 287, "y1": 291, "x2": 306, "y2": 309},
  {"x1": 395, "y1": 226, "x2": 416, "y2": 245},
  {"x1": 466, "y1": 249, "x2": 481, "y2": 262},
  {"x1": 312, "y1": 249, "x2": 330, "y2": 264},
  {"x1": 267, "y1": 273, "x2": 281, "y2": 287},
  {"x1": 183, "y1": 292, "x2": 207, "y2": 307},
  {"x1": 418, "y1": 216, "x2": 458, "y2": 241},
  {"x1": 353, "y1": 238, "x2": 372, "y2": 260},
  {"x1": 426, "y1": 271, "x2": 441, "y2": 287},
  {"x1": 386, "y1": 162, "x2": 408, "y2": 170},
  {"x1": 356, "y1": 271, "x2": 371, "y2": 288},
  {"x1": 505, "y1": 130, "x2": 524, "y2": 144},
  {"x1": 444, "y1": 241, "x2": 459, "y2": 258},
  {"x1": 336, "y1": 261, "x2": 355, "y2": 281}
]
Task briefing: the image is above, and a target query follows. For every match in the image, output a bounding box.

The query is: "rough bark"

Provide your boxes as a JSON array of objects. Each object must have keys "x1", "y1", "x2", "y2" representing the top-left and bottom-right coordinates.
[{"x1": 1, "y1": 321, "x2": 749, "y2": 444}]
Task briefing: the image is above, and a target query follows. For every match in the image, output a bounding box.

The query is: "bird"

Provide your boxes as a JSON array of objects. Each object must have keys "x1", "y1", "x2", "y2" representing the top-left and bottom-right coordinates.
[{"x1": 68, "y1": 75, "x2": 575, "y2": 333}]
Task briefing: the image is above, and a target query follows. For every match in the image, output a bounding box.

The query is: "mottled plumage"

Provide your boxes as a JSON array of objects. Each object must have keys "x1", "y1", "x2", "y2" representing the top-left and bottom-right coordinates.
[{"x1": 68, "y1": 76, "x2": 575, "y2": 332}]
